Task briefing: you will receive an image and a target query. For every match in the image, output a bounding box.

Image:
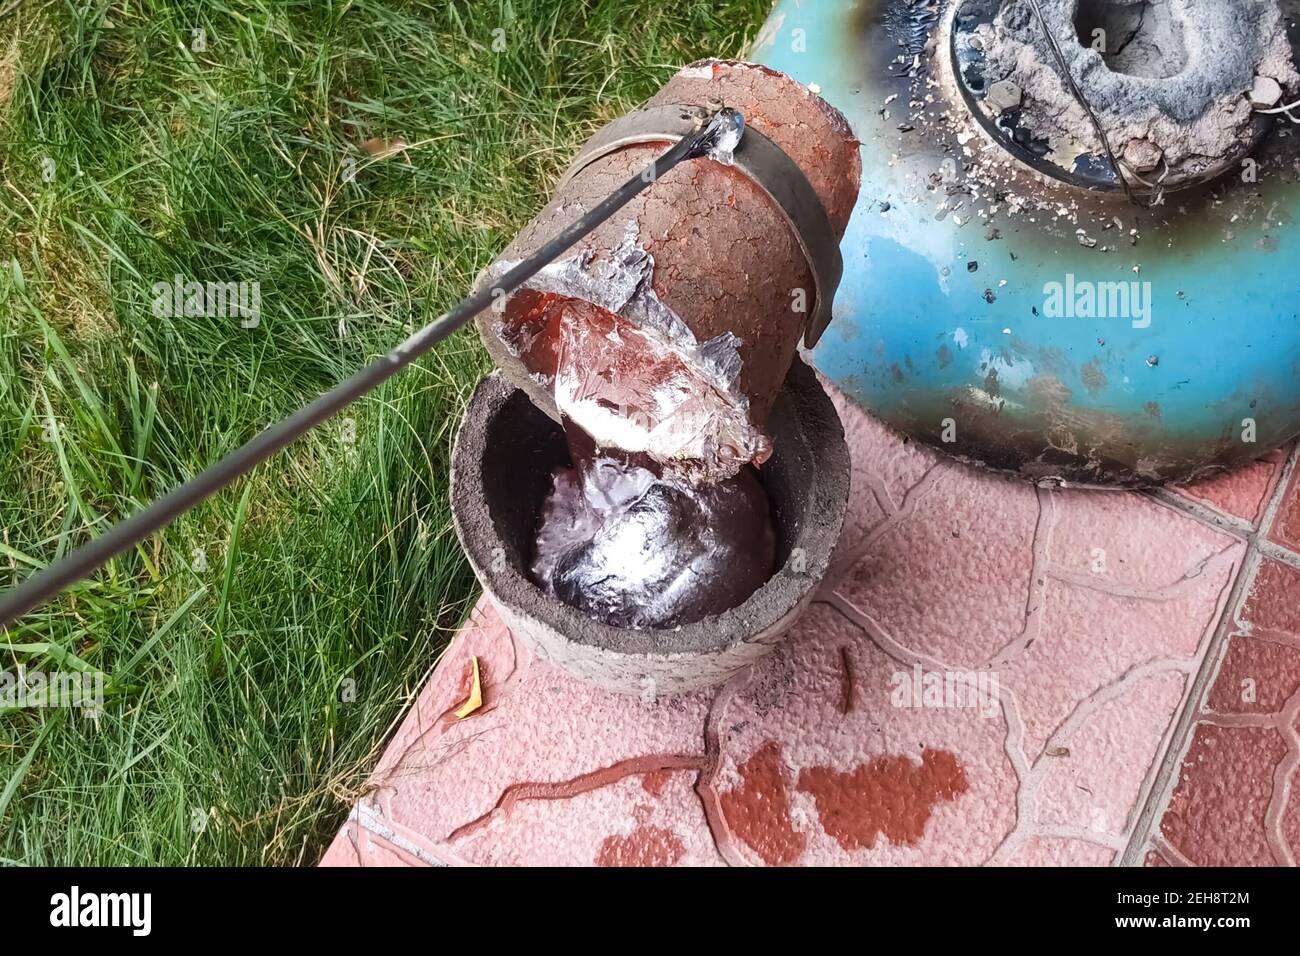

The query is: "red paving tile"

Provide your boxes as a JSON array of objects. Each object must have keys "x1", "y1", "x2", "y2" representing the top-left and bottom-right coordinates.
[
  {"x1": 1269, "y1": 464, "x2": 1300, "y2": 553},
  {"x1": 1154, "y1": 558, "x2": 1300, "y2": 868},
  {"x1": 1173, "y1": 451, "x2": 1286, "y2": 528},
  {"x1": 322, "y1": 385, "x2": 1252, "y2": 866},
  {"x1": 1240, "y1": 559, "x2": 1300, "y2": 641},
  {"x1": 1204, "y1": 635, "x2": 1300, "y2": 716},
  {"x1": 1160, "y1": 723, "x2": 1291, "y2": 867}
]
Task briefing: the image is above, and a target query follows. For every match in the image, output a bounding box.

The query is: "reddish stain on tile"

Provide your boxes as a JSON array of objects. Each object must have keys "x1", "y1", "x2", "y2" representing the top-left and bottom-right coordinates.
[
  {"x1": 718, "y1": 742, "x2": 806, "y2": 866},
  {"x1": 1268, "y1": 464, "x2": 1300, "y2": 553},
  {"x1": 1205, "y1": 635, "x2": 1300, "y2": 716},
  {"x1": 596, "y1": 825, "x2": 686, "y2": 867},
  {"x1": 640, "y1": 770, "x2": 674, "y2": 798},
  {"x1": 1160, "y1": 723, "x2": 1289, "y2": 866},
  {"x1": 797, "y1": 749, "x2": 969, "y2": 851},
  {"x1": 449, "y1": 770, "x2": 721, "y2": 867},
  {"x1": 1240, "y1": 559, "x2": 1300, "y2": 639},
  {"x1": 1175, "y1": 456, "x2": 1282, "y2": 527}
]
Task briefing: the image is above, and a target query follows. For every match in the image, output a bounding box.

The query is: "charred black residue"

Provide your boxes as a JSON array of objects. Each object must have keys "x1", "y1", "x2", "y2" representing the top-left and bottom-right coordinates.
[
  {"x1": 883, "y1": 0, "x2": 941, "y2": 57},
  {"x1": 888, "y1": 387, "x2": 1300, "y2": 487},
  {"x1": 852, "y1": 0, "x2": 942, "y2": 83}
]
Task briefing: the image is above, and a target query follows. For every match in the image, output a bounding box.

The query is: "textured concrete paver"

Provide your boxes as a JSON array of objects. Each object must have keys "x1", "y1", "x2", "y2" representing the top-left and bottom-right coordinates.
[{"x1": 322, "y1": 387, "x2": 1294, "y2": 866}]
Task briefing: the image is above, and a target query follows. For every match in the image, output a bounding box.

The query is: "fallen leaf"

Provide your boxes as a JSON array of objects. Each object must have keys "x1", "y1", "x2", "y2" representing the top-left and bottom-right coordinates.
[
  {"x1": 454, "y1": 655, "x2": 483, "y2": 719},
  {"x1": 358, "y1": 137, "x2": 410, "y2": 161}
]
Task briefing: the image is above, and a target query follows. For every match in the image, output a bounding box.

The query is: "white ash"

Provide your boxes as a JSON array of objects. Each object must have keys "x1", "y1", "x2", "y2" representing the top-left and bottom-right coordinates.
[{"x1": 975, "y1": 0, "x2": 1299, "y2": 185}]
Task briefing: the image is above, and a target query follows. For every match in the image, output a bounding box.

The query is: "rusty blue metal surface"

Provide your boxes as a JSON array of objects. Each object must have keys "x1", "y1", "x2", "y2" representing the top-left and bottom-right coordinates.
[{"x1": 753, "y1": 0, "x2": 1300, "y2": 485}]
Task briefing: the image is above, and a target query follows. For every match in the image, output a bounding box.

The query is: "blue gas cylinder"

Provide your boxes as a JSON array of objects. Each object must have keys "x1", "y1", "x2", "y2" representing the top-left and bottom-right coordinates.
[{"x1": 754, "y1": 0, "x2": 1300, "y2": 486}]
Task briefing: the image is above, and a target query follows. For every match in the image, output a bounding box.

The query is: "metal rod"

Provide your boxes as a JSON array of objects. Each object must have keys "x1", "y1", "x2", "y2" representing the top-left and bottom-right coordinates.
[
  {"x1": 1024, "y1": 0, "x2": 1147, "y2": 206},
  {"x1": 0, "y1": 109, "x2": 745, "y2": 630}
]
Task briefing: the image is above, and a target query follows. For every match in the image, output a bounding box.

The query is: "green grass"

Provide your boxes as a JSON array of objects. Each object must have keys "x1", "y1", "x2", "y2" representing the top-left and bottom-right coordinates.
[{"x1": 0, "y1": 0, "x2": 767, "y2": 865}]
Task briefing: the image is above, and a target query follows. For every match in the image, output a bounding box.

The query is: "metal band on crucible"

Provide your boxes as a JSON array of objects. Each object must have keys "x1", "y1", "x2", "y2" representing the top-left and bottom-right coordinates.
[{"x1": 558, "y1": 105, "x2": 843, "y2": 348}]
